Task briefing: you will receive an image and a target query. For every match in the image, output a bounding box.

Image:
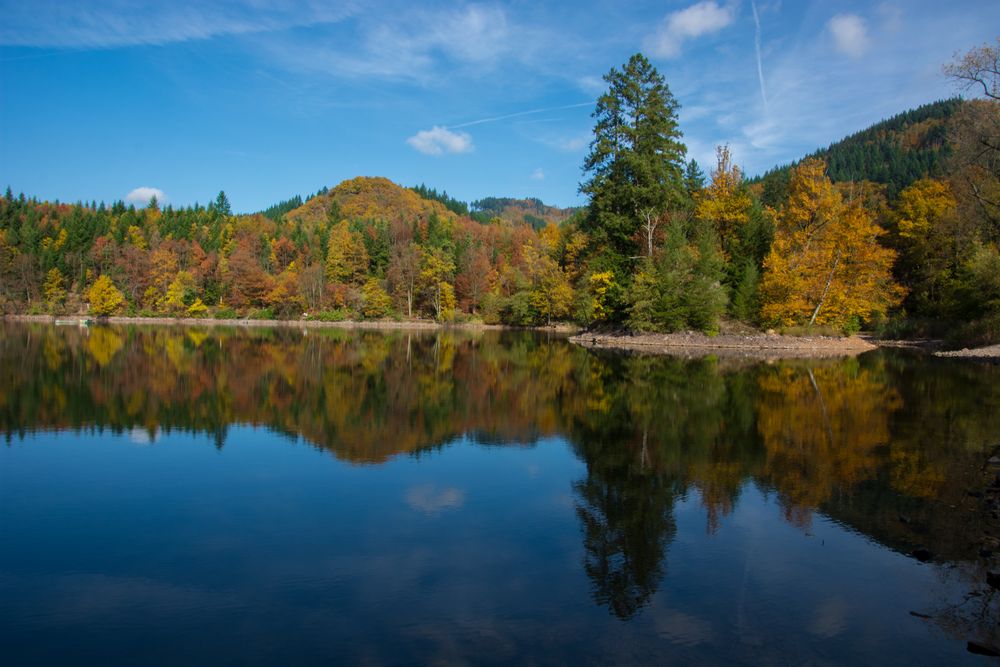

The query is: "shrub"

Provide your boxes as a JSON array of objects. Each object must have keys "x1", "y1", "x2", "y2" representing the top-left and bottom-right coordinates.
[
  {"x1": 315, "y1": 309, "x2": 350, "y2": 322},
  {"x1": 247, "y1": 307, "x2": 275, "y2": 320}
]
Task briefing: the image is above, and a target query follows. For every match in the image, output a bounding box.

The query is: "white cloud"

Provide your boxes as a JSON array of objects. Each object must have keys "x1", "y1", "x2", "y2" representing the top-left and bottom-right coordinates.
[
  {"x1": 828, "y1": 14, "x2": 869, "y2": 58},
  {"x1": 647, "y1": 1, "x2": 736, "y2": 58},
  {"x1": 406, "y1": 126, "x2": 474, "y2": 156},
  {"x1": 125, "y1": 186, "x2": 167, "y2": 206},
  {"x1": 530, "y1": 167, "x2": 545, "y2": 180}
]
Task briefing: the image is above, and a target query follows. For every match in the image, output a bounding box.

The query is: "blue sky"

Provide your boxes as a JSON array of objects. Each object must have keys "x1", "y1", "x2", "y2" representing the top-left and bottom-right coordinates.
[{"x1": 1, "y1": 1, "x2": 997, "y2": 212}]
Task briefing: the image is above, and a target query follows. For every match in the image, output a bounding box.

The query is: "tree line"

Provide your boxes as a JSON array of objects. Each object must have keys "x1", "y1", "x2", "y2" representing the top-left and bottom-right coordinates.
[{"x1": 1, "y1": 40, "x2": 998, "y2": 341}]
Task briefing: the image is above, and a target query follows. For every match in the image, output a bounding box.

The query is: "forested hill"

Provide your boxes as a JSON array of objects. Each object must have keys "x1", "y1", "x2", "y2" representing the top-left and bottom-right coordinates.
[
  {"x1": 261, "y1": 181, "x2": 577, "y2": 231},
  {"x1": 753, "y1": 98, "x2": 963, "y2": 206},
  {"x1": 285, "y1": 177, "x2": 460, "y2": 227}
]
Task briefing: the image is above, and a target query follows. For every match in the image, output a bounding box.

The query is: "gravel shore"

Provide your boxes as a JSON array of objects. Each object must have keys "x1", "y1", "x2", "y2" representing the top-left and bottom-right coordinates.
[
  {"x1": 935, "y1": 344, "x2": 1000, "y2": 360},
  {"x1": 569, "y1": 330, "x2": 876, "y2": 359}
]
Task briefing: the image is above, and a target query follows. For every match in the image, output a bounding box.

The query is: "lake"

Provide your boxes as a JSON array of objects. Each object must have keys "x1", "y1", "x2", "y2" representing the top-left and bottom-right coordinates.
[{"x1": 2, "y1": 322, "x2": 999, "y2": 665}]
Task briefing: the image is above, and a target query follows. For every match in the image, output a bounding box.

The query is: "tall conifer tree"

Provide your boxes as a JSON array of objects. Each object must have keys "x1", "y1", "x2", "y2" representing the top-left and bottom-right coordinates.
[{"x1": 580, "y1": 53, "x2": 687, "y2": 269}]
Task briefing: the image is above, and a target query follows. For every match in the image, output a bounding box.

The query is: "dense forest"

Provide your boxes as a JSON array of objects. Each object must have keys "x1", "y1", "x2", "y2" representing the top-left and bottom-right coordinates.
[{"x1": 1, "y1": 40, "x2": 997, "y2": 343}]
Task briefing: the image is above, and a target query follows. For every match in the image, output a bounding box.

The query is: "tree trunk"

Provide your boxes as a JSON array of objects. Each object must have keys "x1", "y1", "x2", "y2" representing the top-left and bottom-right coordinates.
[{"x1": 809, "y1": 249, "x2": 841, "y2": 326}]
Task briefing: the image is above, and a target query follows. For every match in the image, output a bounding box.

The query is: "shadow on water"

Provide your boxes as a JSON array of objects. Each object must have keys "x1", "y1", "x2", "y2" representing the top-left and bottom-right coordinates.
[{"x1": 3, "y1": 322, "x2": 1000, "y2": 658}]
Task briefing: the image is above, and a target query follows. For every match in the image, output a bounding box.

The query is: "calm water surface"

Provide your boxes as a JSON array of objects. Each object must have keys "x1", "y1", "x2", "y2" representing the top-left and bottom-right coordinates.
[{"x1": 2, "y1": 323, "x2": 1000, "y2": 665}]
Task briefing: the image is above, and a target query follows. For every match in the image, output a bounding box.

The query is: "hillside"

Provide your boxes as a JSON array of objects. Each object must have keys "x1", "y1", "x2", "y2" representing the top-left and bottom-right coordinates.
[
  {"x1": 279, "y1": 178, "x2": 576, "y2": 231},
  {"x1": 286, "y1": 176, "x2": 459, "y2": 227},
  {"x1": 753, "y1": 98, "x2": 963, "y2": 205}
]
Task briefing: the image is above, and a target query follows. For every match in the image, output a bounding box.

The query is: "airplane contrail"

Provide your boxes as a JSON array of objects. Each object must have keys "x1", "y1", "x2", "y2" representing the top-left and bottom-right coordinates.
[
  {"x1": 751, "y1": 1, "x2": 768, "y2": 110},
  {"x1": 446, "y1": 101, "x2": 594, "y2": 129}
]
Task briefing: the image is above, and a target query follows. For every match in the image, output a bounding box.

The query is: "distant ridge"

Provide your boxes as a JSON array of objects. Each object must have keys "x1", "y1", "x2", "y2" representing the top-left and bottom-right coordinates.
[{"x1": 469, "y1": 197, "x2": 579, "y2": 230}]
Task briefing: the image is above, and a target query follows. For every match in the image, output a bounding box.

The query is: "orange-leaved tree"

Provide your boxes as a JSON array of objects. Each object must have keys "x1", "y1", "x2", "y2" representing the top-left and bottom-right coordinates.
[{"x1": 760, "y1": 159, "x2": 904, "y2": 330}]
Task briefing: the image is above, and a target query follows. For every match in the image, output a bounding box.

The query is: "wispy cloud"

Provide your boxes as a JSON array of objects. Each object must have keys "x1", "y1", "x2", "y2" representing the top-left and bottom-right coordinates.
[
  {"x1": 828, "y1": 14, "x2": 870, "y2": 59},
  {"x1": 0, "y1": 1, "x2": 358, "y2": 49},
  {"x1": 266, "y1": 3, "x2": 544, "y2": 84},
  {"x1": 577, "y1": 75, "x2": 606, "y2": 94},
  {"x1": 406, "y1": 126, "x2": 474, "y2": 156},
  {"x1": 125, "y1": 186, "x2": 166, "y2": 205},
  {"x1": 878, "y1": 3, "x2": 904, "y2": 33},
  {"x1": 530, "y1": 167, "x2": 545, "y2": 180},
  {"x1": 532, "y1": 132, "x2": 590, "y2": 153},
  {"x1": 646, "y1": 1, "x2": 737, "y2": 58}
]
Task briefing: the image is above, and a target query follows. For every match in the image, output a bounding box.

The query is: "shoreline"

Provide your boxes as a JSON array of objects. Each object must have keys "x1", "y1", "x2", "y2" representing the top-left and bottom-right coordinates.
[
  {"x1": 1, "y1": 313, "x2": 580, "y2": 334},
  {"x1": 6, "y1": 314, "x2": 998, "y2": 359}
]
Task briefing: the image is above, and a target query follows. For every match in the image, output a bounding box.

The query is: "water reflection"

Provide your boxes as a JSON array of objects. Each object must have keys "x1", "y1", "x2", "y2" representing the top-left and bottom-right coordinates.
[{"x1": 3, "y1": 322, "x2": 1000, "y2": 650}]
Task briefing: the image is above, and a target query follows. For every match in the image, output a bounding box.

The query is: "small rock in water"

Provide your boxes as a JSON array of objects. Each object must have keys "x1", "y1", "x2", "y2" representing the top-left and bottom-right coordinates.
[
  {"x1": 967, "y1": 640, "x2": 1000, "y2": 657},
  {"x1": 987, "y1": 571, "x2": 1000, "y2": 589},
  {"x1": 898, "y1": 514, "x2": 911, "y2": 524},
  {"x1": 911, "y1": 548, "x2": 932, "y2": 562},
  {"x1": 980, "y1": 548, "x2": 993, "y2": 558}
]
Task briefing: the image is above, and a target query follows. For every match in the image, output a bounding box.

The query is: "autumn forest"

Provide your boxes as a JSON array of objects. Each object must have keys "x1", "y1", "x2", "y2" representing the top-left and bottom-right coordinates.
[{"x1": 2, "y1": 42, "x2": 998, "y2": 344}]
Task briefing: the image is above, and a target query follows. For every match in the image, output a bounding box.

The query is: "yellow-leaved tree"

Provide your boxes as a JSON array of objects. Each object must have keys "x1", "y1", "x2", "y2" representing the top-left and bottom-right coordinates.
[
  {"x1": 361, "y1": 278, "x2": 394, "y2": 319},
  {"x1": 87, "y1": 275, "x2": 126, "y2": 317},
  {"x1": 695, "y1": 145, "x2": 753, "y2": 255},
  {"x1": 43, "y1": 268, "x2": 67, "y2": 312},
  {"x1": 760, "y1": 159, "x2": 904, "y2": 330},
  {"x1": 419, "y1": 247, "x2": 456, "y2": 321},
  {"x1": 524, "y1": 241, "x2": 573, "y2": 324},
  {"x1": 890, "y1": 178, "x2": 962, "y2": 315},
  {"x1": 325, "y1": 221, "x2": 369, "y2": 285}
]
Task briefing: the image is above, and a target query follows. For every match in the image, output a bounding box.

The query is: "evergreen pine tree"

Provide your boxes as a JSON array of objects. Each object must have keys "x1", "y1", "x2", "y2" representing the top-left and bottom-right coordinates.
[
  {"x1": 214, "y1": 191, "x2": 232, "y2": 216},
  {"x1": 581, "y1": 53, "x2": 687, "y2": 276},
  {"x1": 684, "y1": 159, "x2": 706, "y2": 202}
]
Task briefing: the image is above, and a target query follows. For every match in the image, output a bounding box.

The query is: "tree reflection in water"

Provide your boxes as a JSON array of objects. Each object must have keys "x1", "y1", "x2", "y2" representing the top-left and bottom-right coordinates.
[{"x1": 2, "y1": 322, "x2": 1000, "y2": 635}]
